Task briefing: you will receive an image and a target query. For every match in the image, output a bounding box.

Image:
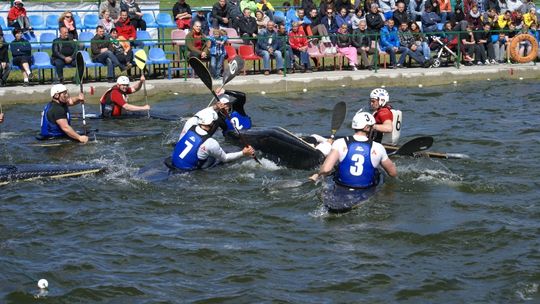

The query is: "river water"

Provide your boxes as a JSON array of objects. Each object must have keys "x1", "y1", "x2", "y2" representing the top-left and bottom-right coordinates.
[{"x1": 1, "y1": 80, "x2": 539, "y2": 303}]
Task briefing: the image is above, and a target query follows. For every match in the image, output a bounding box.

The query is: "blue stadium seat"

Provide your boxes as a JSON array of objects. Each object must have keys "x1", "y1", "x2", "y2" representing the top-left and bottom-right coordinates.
[
  {"x1": 78, "y1": 31, "x2": 94, "y2": 49},
  {"x1": 39, "y1": 32, "x2": 56, "y2": 50},
  {"x1": 83, "y1": 14, "x2": 99, "y2": 30},
  {"x1": 156, "y1": 13, "x2": 176, "y2": 28},
  {"x1": 46, "y1": 14, "x2": 60, "y2": 30},
  {"x1": 147, "y1": 47, "x2": 171, "y2": 79},
  {"x1": 32, "y1": 51, "x2": 55, "y2": 82},
  {"x1": 136, "y1": 30, "x2": 156, "y2": 48},
  {"x1": 3, "y1": 33, "x2": 15, "y2": 44},
  {"x1": 142, "y1": 13, "x2": 158, "y2": 28},
  {"x1": 0, "y1": 17, "x2": 9, "y2": 30},
  {"x1": 73, "y1": 14, "x2": 83, "y2": 30},
  {"x1": 79, "y1": 50, "x2": 104, "y2": 80},
  {"x1": 28, "y1": 15, "x2": 48, "y2": 30}
]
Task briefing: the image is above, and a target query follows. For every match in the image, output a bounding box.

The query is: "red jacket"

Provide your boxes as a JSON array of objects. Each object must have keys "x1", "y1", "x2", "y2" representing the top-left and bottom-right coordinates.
[
  {"x1": 288, "y1": 28, "x2": 308, "y2": 51},
  {"x1": 115, "y1": 18, "x2": 136, "y2": 40},
  {"x1": 8, "y1": 6, "x2": 26, "y2": 23}
]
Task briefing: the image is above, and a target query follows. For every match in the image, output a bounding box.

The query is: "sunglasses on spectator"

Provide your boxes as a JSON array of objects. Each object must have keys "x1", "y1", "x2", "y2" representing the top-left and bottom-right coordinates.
[{"x1": 66, "y1": 15, "x2": 72, "y2": 18}]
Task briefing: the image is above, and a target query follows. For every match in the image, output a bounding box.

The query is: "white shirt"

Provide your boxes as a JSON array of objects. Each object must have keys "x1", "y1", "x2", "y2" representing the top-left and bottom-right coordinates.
[
  {"x1": 331, "y1": 135, "x2": 389, "y2": 167},
  {"x1": 194, "y1": 126, "x2": 244, "y2": 163}
]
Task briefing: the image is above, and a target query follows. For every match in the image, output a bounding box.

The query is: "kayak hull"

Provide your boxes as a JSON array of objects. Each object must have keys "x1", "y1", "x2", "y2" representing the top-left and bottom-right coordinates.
[
  {"x1": 322, "y1": 172, "x2": 384, "y2": 213},
  {"x1": 0, "y1": 164, "x2": 106, "y2": 185}
]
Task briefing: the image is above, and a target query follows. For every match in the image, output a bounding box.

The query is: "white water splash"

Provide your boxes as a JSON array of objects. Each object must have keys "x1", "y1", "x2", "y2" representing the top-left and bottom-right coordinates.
[{"x1": 515, "y1": 282, "x2": 539, "y2": 301}]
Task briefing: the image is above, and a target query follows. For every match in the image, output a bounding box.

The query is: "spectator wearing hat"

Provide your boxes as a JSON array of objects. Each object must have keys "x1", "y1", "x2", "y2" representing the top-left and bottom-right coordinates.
[{"x1": 7, "y1": 0, "x2": 33, "y2": 34}]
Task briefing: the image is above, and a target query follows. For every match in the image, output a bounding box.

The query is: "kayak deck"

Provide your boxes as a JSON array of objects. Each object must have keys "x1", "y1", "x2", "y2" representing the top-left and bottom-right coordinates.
[{"x1": 322, "y1": 173, "x2": 384, "y2": 213}]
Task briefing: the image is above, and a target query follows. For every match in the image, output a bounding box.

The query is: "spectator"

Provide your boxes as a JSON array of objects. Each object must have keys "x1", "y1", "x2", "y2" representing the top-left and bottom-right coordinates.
[
  {"x1": 499, "y1": 0, "x2": 509, "y2": 12},
  {"x1": 321, "y1": 7, "x2": 339, "y2": 45},
  {"x1": 238, "y1": 8, "x2": 258, "y2": 44},
  {"x1": 408, "y1": 0, "x2": 425, "y2": 22},
  {"x1": 0, "y1": 28, "x2": 11, "y2": 87},
  {"x1": 257, "y1": 0, "x2": 276, "y2": 22},
  {"x1": 459, "y1": 22, "x2": 484, "y2": 65},
  {"x1": 520, "y1": 0, "x2": 535, "y2": 14},
  {"x1": 116, "y1": 10, "x2": 143, "y2": 48},
  {"x1": 283, "y1": 1, "x2": 297, "y2": 21},
  {"x1": 497, "y1": 10, "x2": 512, "y2": 30},
  {"x1": 173, "y1": 0, "x2": 192, "y2": 30},
  {"x1": 10, "y1": 28, "x2": 33, "y2": 86},
  {"x1": 319, "y1": 0, "x2": 336, "y2": 18},
  {"x1": 7, "y1": 0, "x2": 33, "y2": 37},
  {"x1": 393, "y1": 2, "x2": 409, "y2": 26},
  {"x1": 286, "y1": 8, "x2": 312, "y2": 34},
  {"x1": 212, "y1": 0, "x2": 231, "y2": 29},
  {"x1": 277, "y1": 23, "x2": 297, "y2": 71},
  {"x1": 379, "y1": 18, "x2": 407, "y2": 68},
  {"x1": 191, "y1": 10, "x2": 210, "y2": 35},
  {"x1": 485, "y1": 0, "x2": 501, "y2": 12},
  {"x1": 522, "y1": 8, "x2": 537, "y2": 28},
  {"x1": 352, "y1": 19, "x2": 374, "y2": 69},
  {"x1": 336, "y1": 0, "x2": 355, "y2": 14},
  {"x1": 256, "y1": 21, "x2": 285, "y2": 75},
  {"x1": 91, "y1": 25, "x2": 124, "y2": 82},
  {"x1": 59, "y1": 11, "x2": 79, "y2": 40},
  {"x1": 100, "y1": 0, "x2": 121, "y2": 21},
  {"x1": 208, "y1": 29, "x2": 228, "y2": 79},
  {"x1": 475, "y1": 22, "x2": 496, "y2": 64},
  {"x1": 466, "y1": 4, "x2": 482, "y2": 29},
  {"x1": 186, "y1": 21, "x2": 209, "y2": 60},
  {"x1": 410, "y1": 21, "x2": 432, "y2": 61},
  {"x1": 463, "y1": 0, "x2": 475, "y2": 15},
  {"x1": 120, "y1": 0, "x2": 146, "y2": 31},
  {"x1": 482, "y1": 8, "x2": 499, "y2": 29},
  {"x1": 398, "y1": 21, "x2": 431, "y2": 67},
  {"x1": 422, "y1": 4, "x2": 442, "y2": 33},
  {"x1": 109, "y1": 28, "x2": 134, "y2": 71},
  {"x1": 52, "y1": 27, "x2": 78, "y2": 84},
  {"x1": 240, "y1": 0, "x2": 258, "y2": 17},
  {"x1": 492, "y1": 31, "x2": 507, "y2": 63},
  {"x1": 351, "y1": 7, "x2": 365, "y2": 30},
  {"x1": 366, "y1": 3, "x2": 385, "y2": 31},
  {"x1": 438, "y1": 0, "x2": 452, "y2": 24},
  {"x1": 453, "y1": 6, "x2": 465, "y2": 23},
  {"x1": 255, "y1": 10, "x2": 271, "y2": 33},
  {"x1": 228, "y1": 0, "x2": 243, "y2": 29},
  {"x1": 379, "y1": 0, "x2": 396, "y2": 20},
  {"x1": 302, "y1": 0, "x2": 318, "y2": 14},
  {"x1": 512, "y1": 10, "x2": 524, "y2": 29},
  {"x1": 336, "y1": 7, "x2": 352, "y2": 29},
  {"x1": 99, "y1": 9, "x2": 116, "y2": 36},
  {"x1": 336, "y1": 23, "x2": 359, "y2": 70},
  {"x1": 289, "y1": 21, "x2": 312, "y2": 72}
]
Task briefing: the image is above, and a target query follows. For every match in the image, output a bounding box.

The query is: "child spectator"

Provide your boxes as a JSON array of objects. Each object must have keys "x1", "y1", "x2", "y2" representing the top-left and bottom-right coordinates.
[{"x1": 208, "y1": 29, "x2": 227, "y2": 79}]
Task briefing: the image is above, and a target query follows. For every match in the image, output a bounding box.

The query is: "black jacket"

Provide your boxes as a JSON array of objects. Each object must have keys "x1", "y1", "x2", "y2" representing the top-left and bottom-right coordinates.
[
  {"x1": 51, "y1": 37, "x2": 78, "y2": 61},
  {"x1": 352, "y1": 28, "x2": 372, "y2": 48},
  {"x1": 238, "y1": 16, "x2": 258, "y2": 36}
]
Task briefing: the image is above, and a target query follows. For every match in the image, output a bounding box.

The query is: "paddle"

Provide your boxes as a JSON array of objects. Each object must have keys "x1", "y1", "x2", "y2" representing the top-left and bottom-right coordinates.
[
  {"x1": 134, "y1": 49, "x2": 150, "y2": 118},
  {"x1": 330, "y1": 102, "x2": 346, "y2": 140},
  {"x1": 207, "y1": 57, "x2": 245, "y2": 107},
  {"x1": 387, "y1": 136, "x2": 434, "y2": 156},
  {"x1": 75, "y1": 51, "x2": 87, "y2": 134},
  {"x1": 188, "y1": 57, "x2": 261, "y2": 164}
]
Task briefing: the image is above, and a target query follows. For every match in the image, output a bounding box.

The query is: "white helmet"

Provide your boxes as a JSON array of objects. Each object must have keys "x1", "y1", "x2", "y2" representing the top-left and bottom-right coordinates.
[
  {"x1": 50, "y1": 84, "x2": 67, "y2": 98},
  {"x1": 117, "y1": 76, "x2": 130, "y2": 85},
  {"x1": 352, "y1": 112, "x2": 375, "y2": 130},
  {"x1": 370, "y1": 88, "x2": 389, "y2": 107},
  {"x1": 218, "y1": 94, "x2": 230, "y2": 104},
  {"x1": 195, "y1": 108, "x2": 218, "y2": 125}
]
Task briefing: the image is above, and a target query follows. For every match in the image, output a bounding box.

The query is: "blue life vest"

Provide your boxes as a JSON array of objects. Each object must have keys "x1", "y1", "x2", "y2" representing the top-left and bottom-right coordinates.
[
  {"x1": 40, "y1": 102, "x2": 70, "y2": 137},
  {"x1": 335, "y1": 137, "x2": 376, "y2": 188},
  {"x1": 224, "y1": 111, "x2": 252, "y2": 133},
  {"x1": 171, "y1": 126, "x2": 210, "y2": 170}
]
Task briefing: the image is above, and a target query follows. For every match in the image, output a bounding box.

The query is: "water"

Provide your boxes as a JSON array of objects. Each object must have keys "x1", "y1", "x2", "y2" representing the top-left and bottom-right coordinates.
[{"x1": 1, "y1": 80, "x2": 539, "y2": 303}]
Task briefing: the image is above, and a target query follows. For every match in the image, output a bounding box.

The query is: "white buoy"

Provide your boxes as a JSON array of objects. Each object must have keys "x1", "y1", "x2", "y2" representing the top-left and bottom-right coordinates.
[
  {"x1": 173, "y1": 92, "x2": 178, "y2": 95},
  {"x1": 418, "y1": 84, "x2": 423, "y2": 88},
  {"x1": 261, "y1": 91, "x2": 266, "y2": 95},
  {"x1": 302, "y1": 88, "x2": 307, "y2": 92},
  {"x1": 519, "y1": 77, "x2": 523, "y2": 80},
  {"x1": 381, "y1": 85, "x2": 386, "y2": 88},
  {"x1": 38, "y1": 279, "x2": 48, "y2": 289},
  {"x1": 453, "y1": 80, "x2": 457, "y2": 84},
  {"x1": 487, "y1": 78, "x2": 490, "y2": 81},
  {"x1": 341, "y1": 84, "x2": 346, "y2": 87}
]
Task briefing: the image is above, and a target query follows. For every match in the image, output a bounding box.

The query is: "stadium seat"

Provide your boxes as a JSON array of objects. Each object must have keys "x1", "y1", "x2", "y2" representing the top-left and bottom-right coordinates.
[
  {"x1": 79, "y1": 50, "x2": 104, "y2": 80},
  {"x1": 83, "y1": 14, "x2": 99, "y2": 30},
  {"x1": 147, "y1": 47, "x2": 172, "y2": 79},
  {"x1": 156, "y1": 13, "x2": 176, "y2": 28},
  {"x1": 225, "y1": 45, "x2": 237, "y2": 61},
  {"x1": 39, "y1": 32, "x2": 56, "y2": 50},
  {"x1": 46, "y1": 14, "x2": 60, "y2": 30},
  {"x1": 32, "y1": 51, "x2": 55, "y2": 82},
  {"x1": 142, "y1": 13, "x2": 158, "y2": 28},
  {"x1": 28, "y1": 15, "x2": 47, "y2": 30},
  {"x1": 318, "y1": 43, "x2": 343, "y2": 70},
  {"x1": 223, "y1": 27, "x2": 243, "y2": 46},
  {"x1": 73, "y1": 14, "x2": 83, "y2": 30},
  {"x1": 3, "y1": 33, "x2": 15, "y2": 44},
  {"x1": 136, "y1": 30, "x2": 156, "y2": 48},
  {"x1": 0, "y1": 17, "x2": 9, "y2": 30},
  {"x1": 78, "y1": 31, "x2": 94, "y2": 49},
  {"x1": 238, "y1": 45, "x2": 261, "y2": 74}
]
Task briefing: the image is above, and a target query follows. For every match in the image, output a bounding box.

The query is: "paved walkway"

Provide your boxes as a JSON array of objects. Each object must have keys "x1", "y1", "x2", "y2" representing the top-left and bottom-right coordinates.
[{"x1": 0, "y1": 64, "x2": 538, "y2": 105}]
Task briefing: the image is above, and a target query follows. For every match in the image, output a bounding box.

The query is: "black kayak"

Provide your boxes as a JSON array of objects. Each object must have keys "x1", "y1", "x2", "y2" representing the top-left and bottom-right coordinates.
[
  {"x1": 72, "y1": 112, "x2": 181, "y2": 121},
  {"x1": 0, "y1": 163, "x2": 106, "y2": 185},
  {"x1": 225, "y1": 126, "x2": 325, "y2": 170},
  {"x1": 322, "y1": 172, "x2": 384, "y2": 213}
]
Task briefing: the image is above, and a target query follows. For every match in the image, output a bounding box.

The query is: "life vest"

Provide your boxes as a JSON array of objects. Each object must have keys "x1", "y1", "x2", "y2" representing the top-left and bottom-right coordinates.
[
  {"x1": 40, "y1": 102, "x2": 70, "y2": 137},
  {"x1": 381, "y1": 108, "x2": 402, "y2": 145},
  {"x1": 171, "y1": 126, "x2": 211, "y2": 170},
  {"x1": 335, "y1": 137, "x2": 376, "y2": 188},
  {"x1": 100, "y1": 86, "x2": 126, "y2": 117},
  {"x1": 224, "y1": 111, "x2": 252, "y2": 133}
]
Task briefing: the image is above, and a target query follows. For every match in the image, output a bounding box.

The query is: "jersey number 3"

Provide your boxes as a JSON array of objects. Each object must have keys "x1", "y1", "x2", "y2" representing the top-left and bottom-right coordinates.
[{"x1": 349, "y1": 154, "x2": 365, "y2": 176}]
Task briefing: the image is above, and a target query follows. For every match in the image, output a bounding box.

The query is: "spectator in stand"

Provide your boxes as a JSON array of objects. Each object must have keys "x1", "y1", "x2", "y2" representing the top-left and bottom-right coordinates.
[
  {"x1": 438, "y1": 0, "x2": 452, "y2": 24},
  {"x1": 191, "y1": 10, "x2": 210, "y2": 35},
  {"x1": 506, "y1": 0, "x2": 523, "y2": 12},
  {"x1": 208, "y1": 29, "x2": 227, "y2": 79},
  {"x1": 240, "y1": 0, "x2": 258, "y2": 17},
  {"x1": 228, "y1": 0, "x2": 243, "y2": 29},
  {"x1": 59, "y1": 11, "x2": 79, "y2": 40},
  {"x1": 393, "y1": 2, "x2": 410, "y2": 27},
  {"x1": 257, "y1": 0, "x2": 276, "y2": 22},
  {"x1": 523, "y1": 8, "x2": 537, "y2": 27},
  {"x1": 460, "y1": 22, "x2": 484, "y2": 65},
  {"x1": 186, "y1": 21, "x2": 209, "y2": 60},
  {"x1": 307, "y1": 8, "x2": 325, "y2": 39},
  {"x1": 398, "y1": 21, "x2": 432, "y2": 67},
  {"x1": 338, "y1": 0, "x2": 355, "y2": 14},
  {"x1": 379, "y1": 0, "x2": 396, "y2": 20},
  {"x1": 463, "y1": 0, "x2": 475, "y2": 15},
  {"x1": 256, "y1": 21, "x2": 285, "y2": 75},
  {"x1": 238, "y1": 8, "x2": 258, "y2": 44},
  {"x1": 0, "y1": 28, "x2": 11, "y2": 87},
  {"x1": 173, "y1": 0, "x2": 192, "y2": 30},
  {"x1": 499, "y1": 0, "x2": 509, "y2": 12},
  {"x1": 336, "y1": 23, "x2": 359, "y2": 70},
  {"x1": 109, "y1": 28, "x2": 133, "y2": 71},
  {"x1": 321, "y1": 7, "x2": 339, "y2": 45},
  {"x1": 10, "y1": 28, "x2": 33, "y2": 86},
  {"x1": 286, "y1": 8, "x2": 308, "y2": 32},
  {"x1": 380, "y1": 18, "x2": 407, "y2": 68},
  {"x1": 485, "y1": 0, "x2": 501, "y2": 12},
  {"x1": 100, "y1": 0, "x2": 121, "y2": 20},
  {"x1": 476, "y1": 22, "x2": 496, "y2": 64},
  {"x1": 336, "y1": 7, "x2": 352, "y2": 29},
  {"x1": 410, "y1": 21, "x2": 432, "y2": 61},
  {"x1": 482, "y1": 8, "x2": 499, "y2": 29},
  {"x1": 116, "y1": 10, "x2": 143, "y2": 48},
  {"x1": 319, "y1": 0, "x2": 336, "y2": 18},
  {"x1": 466, "y1": 4, "x2": 482, "y2": 29},
  {"x1": 492, "y1": 31, "x2": 507, "y2": 63},
  {"x1": 289, "y1": 21, "x2": 312, "y2": 72},
  {"x1": 212, "y1": 0, "x2": 231, "y2": 29},
  {"x1": 52, "y1": 27, "x2": 78, "y2": 84},
  {"x1": 520, "y1": 0, "x2": 535, "y2": 14},
  {"x1": 7, "y1": 0, "x2": 33, "y2": 37},
  {"x1": 352, "y1": 19, "x2": 374, "y2": 69},
  {"x1": 408, "y1": 0, "x2": 425, "y2": 22},
  {"x1": 453, "y1": 6, "x2": 465, "y2": 23},
  {"x1": 366, "y1": 3, "x2": 385, "y2": 31},
  {"x1": 121, "y1": 0, "x2": 146, "y2": 31},
  {"x1": 277, "y1": 23, "x2": 297, "y2": 71},
  {"x1": 255, "y1": 10, "x2": 270, "y2": 33},
  {"x1": 302, "y1": 0, "x2": 318, "y2": 14},
  {"x1": 512, "y1": 10, "x2": 524, "y2": 29},
  {"x1": 529, "y1": 23, "x2": 539, "y2": 58},
  {"x1": 99, "y1": 9, "x2": 116, "y2": 36},
  {"x1": 283, "y1": 1, "x2": 297, "y2": 22},
  {"x1": 351, "y1": 7, "x2": 365, "y2": 30},
  {"x1": 422, "y1": 4, "x2": 442, "y2": 33},
  {"x1": 91, "y1": 25, "x2": 124, "y2": 82},
  {"x1": 497, "y1": 10, "x2": 512, "y2": 29}
]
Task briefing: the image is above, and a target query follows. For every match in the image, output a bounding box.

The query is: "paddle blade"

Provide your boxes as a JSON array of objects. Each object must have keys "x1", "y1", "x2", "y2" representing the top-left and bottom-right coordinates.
[
  {"x1": 393, "y1": 136, "x2": 434, "y2": 156},
  {"x1": 76, "y1": 51, "x2": 85, "y2": 84},
  {"x1": 189, "y1": 57, "x2": 213, "y2": 92},
  {"x1": 223, "y1": 56, "x2": 245, "y2": 86},
  {"x1": 134, "y1": 49, "x2": 147, "y2": 70},
  {"x1": 330, "y1": 102, "x2": 347, "y2": 137}
]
